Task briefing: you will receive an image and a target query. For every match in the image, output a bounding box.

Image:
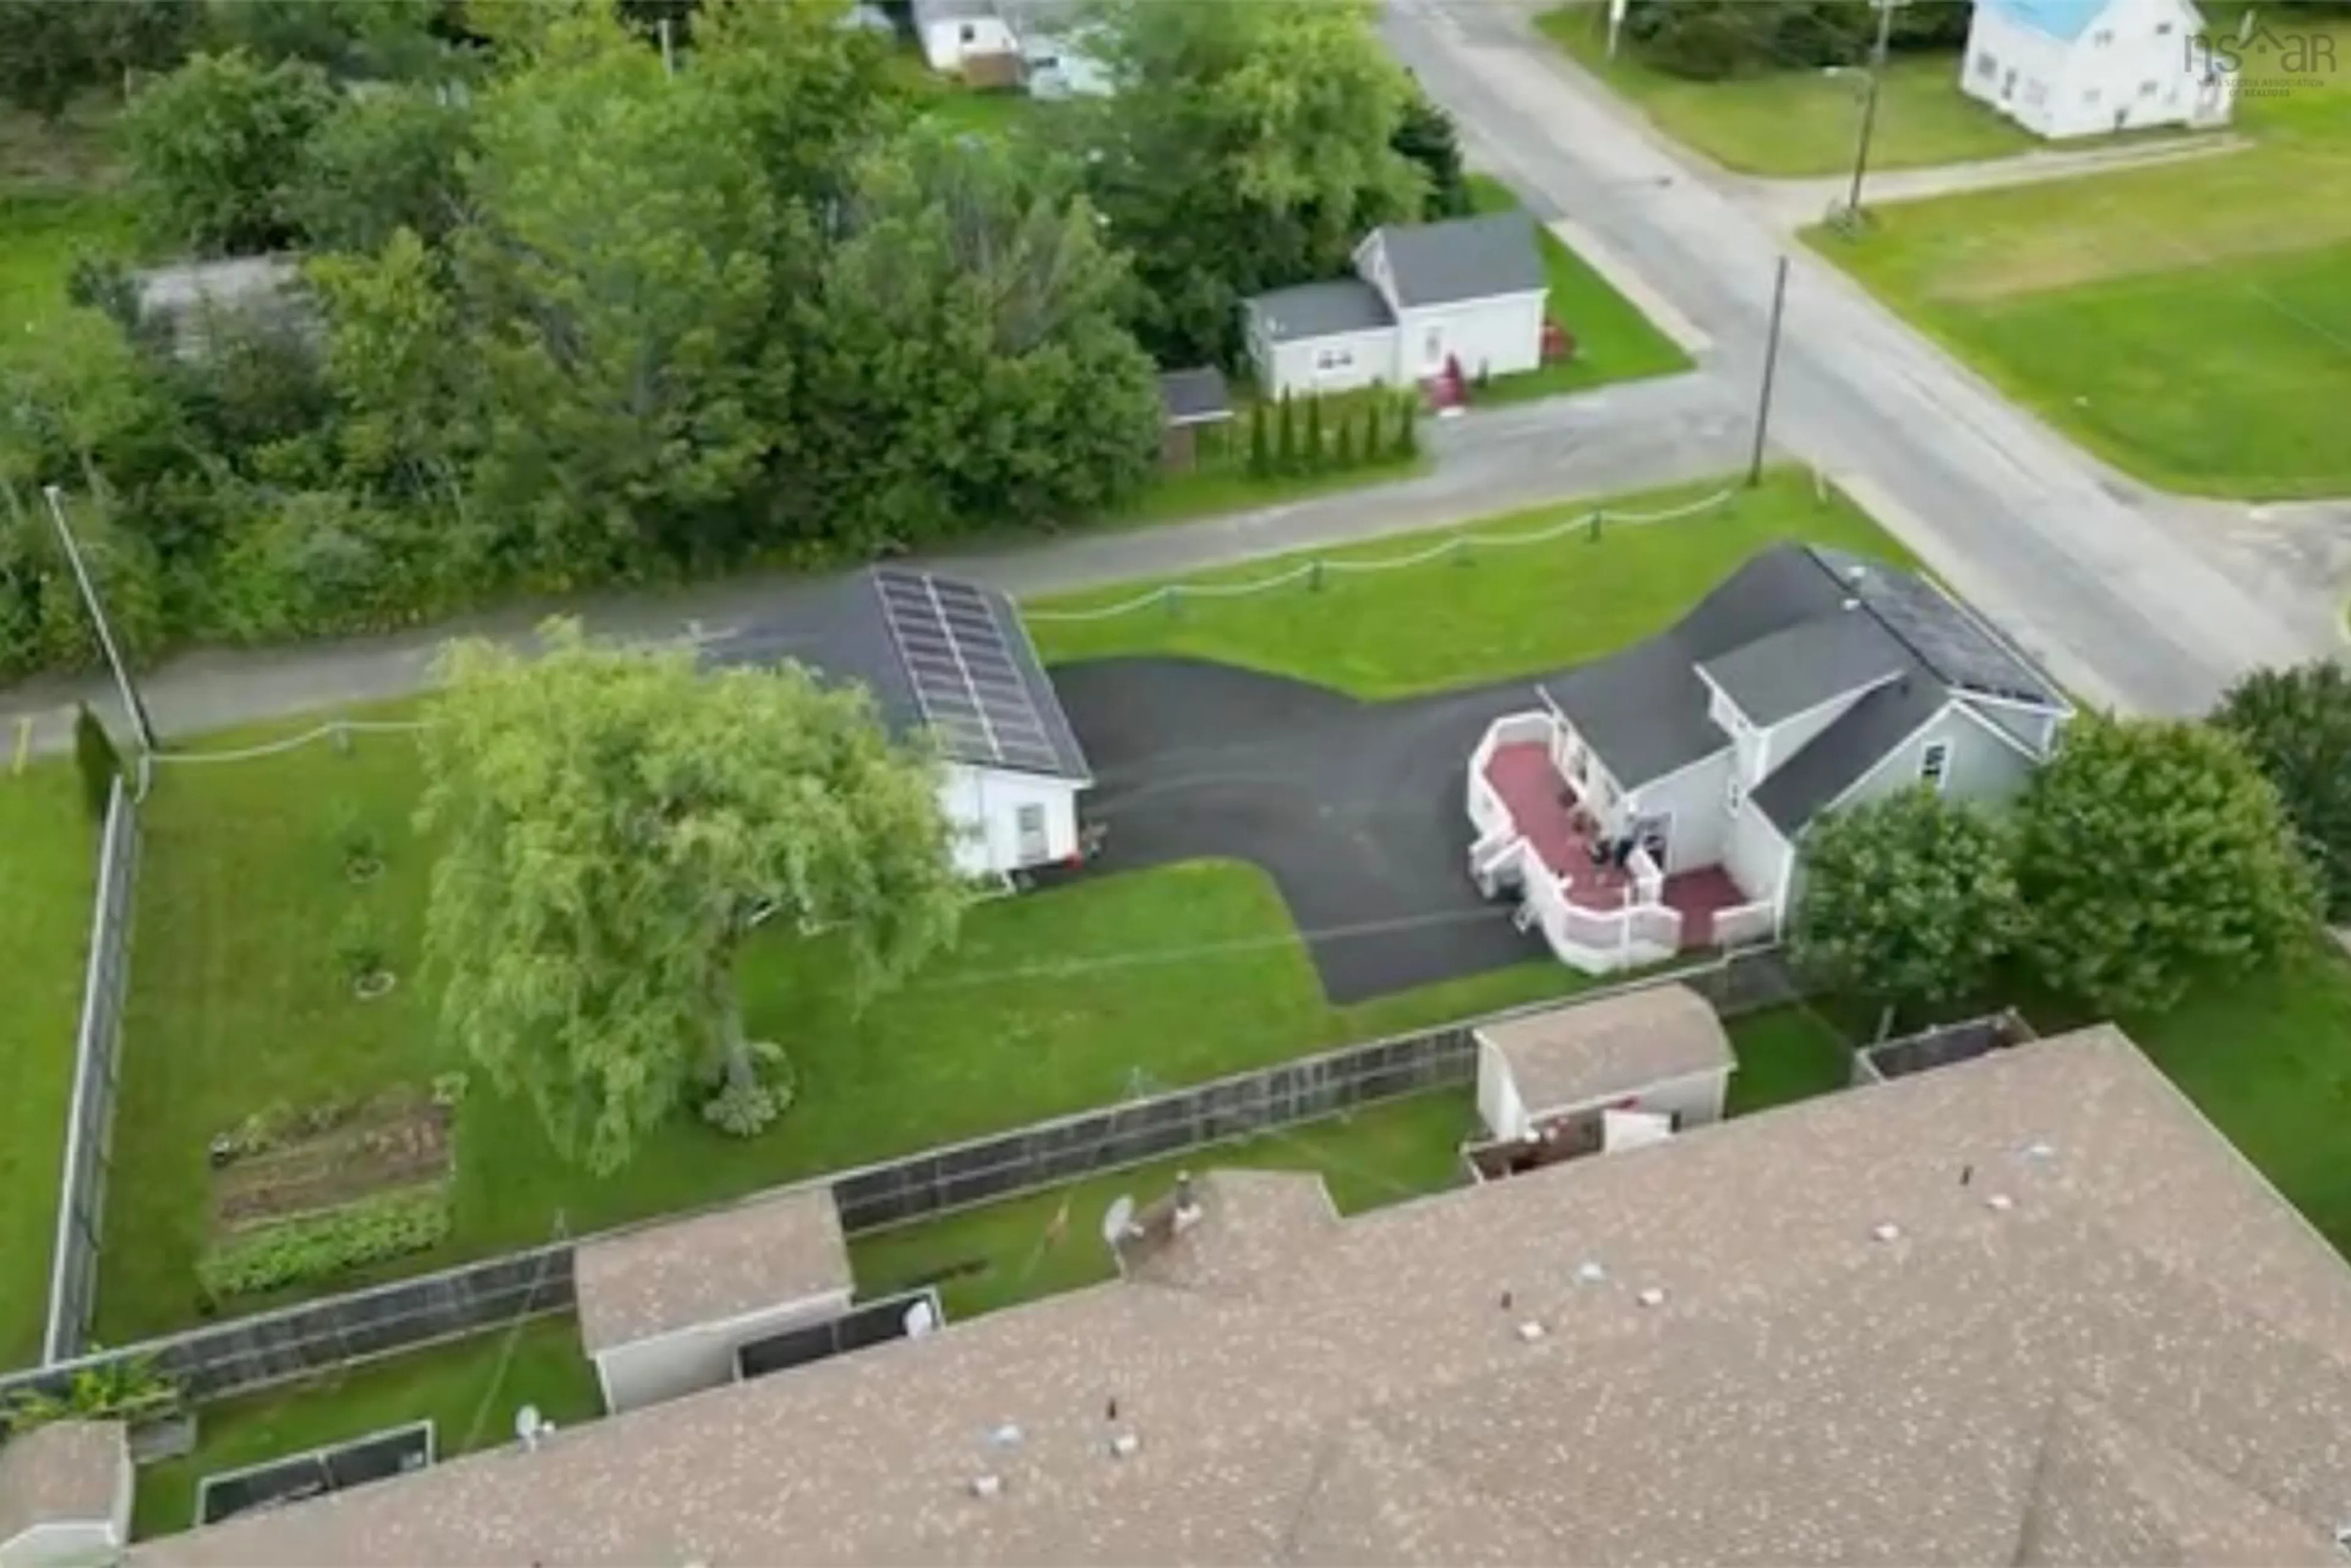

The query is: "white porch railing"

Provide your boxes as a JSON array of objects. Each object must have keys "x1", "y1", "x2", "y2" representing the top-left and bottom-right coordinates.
[{"x1": 1711, "y1": 899, "x2": 1779, "y2": 950}]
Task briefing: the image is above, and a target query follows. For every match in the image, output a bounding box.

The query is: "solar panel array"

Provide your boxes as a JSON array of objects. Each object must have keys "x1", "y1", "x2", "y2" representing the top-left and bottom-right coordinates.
[
  {"x1": 1833, "y1": 557, "x2": 2055, "y2": 706},
  {"x1": 874, "y1": 568, "x2": 1068, "y2": 773}
]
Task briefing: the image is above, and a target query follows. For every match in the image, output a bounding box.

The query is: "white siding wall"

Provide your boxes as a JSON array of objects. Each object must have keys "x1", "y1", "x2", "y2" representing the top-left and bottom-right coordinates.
[
  {"x1": 1624, "y1": 749, "x2": 1734, "y2": 874},
  {"x1": 1960, "y1": 6, "x2": 2076, "y2": 131},
  {"x1": 1255, "y1": 326, "x2": 1400, "y2": 399},
  {"x1": 1393, "y1": 292, "x2": 1546, "y2": 383},
  {"x1": 920, "y1": 15, "x2": 1018, "y2": 71},
  {"x1": 938, "y1": 767, "x2": 1082, "y2": 877},
  {"x1": 1831, "y1": 705, "x2": 2040, "y2": 819},
  {"x1": 1531, "y1": 1063, "x2": 1732, "y2": 1131},
  {"x1": 596, "y1": 1288, "x2": 853, "y2": 1416},
  {"x1": 1725, "y1": 799, "x2": 1795, "y2": 911},
  {"x1": 1475, "y1": 1038, "x2": 1529, "y2": 1142},
  {"x1": 1962, "y1": 0, "x2": 2227, "y2": 138}
]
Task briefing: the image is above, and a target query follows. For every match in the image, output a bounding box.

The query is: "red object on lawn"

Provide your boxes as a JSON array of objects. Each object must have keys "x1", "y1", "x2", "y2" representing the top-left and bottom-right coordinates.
[{"x1": 1543, "y1": 320, "x2": 1578, "y2": 363}]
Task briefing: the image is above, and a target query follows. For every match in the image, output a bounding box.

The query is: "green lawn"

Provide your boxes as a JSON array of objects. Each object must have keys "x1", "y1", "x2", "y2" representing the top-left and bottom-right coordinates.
[
  {"x1": 0, "y1": 189, "x2": 136, "y2": 330},
  {"x1": 1724, "y1": 1004, "x2": 1855, "y2": 1115},
  {"x1": 852, "y1": 1089, "x2": 1480, "y2": 1319},
  {"x1": 1538, "y1": 4, "x2": 2039, "y2": 177},
  {"x1": 1805, "y1": 17, "x2": 2351, "y2": 498},
  {"x1": 0, "y1": 765, "x2": 96, "y2": 1367},
  {"x1": 1465, "y1": 175, "x2": 1693, "y2": 402},
  {"x1": 130, "y1": 1316, "x2": 602, "y2": 1541},
  {"x1": 1030, "y1": 470, "x2": 1914, "y2": 693},
  {"x1": 100, "y1": 760, "x2": 1579, "y2": 1341}
]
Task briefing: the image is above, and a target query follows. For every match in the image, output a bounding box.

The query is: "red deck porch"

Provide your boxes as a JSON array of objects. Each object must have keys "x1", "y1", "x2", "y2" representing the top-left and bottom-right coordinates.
[{"x1": 1483, "y1": 741, "x2": 1750, "y2": 948}]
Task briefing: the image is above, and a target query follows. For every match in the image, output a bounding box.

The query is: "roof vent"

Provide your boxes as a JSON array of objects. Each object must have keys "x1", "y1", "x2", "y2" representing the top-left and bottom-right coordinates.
[
  {"x1": 2024, "y1": 1140, "x2": 2057, "y2": 1161},
  {"x1": 1517, "y1": 1319, "x2": 1547, "y2": 1343},
  {"x1": 989, "y1": 1422, "x2": 1023, "y2": 1449},
  {"x1": 1985, "y1": 1192, "x2": 2015, "y2": 1213},
  {"x1": 1636, "y1": 1286, "x2": 1667, "y2": 1308},
  {"x1": 1109, "y1": 1431, "x2": 1141, "y2": 1460},
  {"x1": 1845, "y1": 564, "x2": 1868, "y2": 585},
  {"x1": 1575, "y1": 1260, "x2": 1607, "y2": 1285},
  {"x1": 970, "y1": 1474, "x2": 1003, "y2": 1499},
  {"x1": 1872, "y1": 1221, "x2": 1902, "y2": 1243},
  {"x1": 1842, "y1": 596, "x2": 1861, "y2": 612}
]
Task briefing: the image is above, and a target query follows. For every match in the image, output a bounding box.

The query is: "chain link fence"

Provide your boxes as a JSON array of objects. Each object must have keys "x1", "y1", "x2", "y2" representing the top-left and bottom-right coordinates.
[{"x1": 42, "y1": 774, "x2": 142, "y2": 1366}]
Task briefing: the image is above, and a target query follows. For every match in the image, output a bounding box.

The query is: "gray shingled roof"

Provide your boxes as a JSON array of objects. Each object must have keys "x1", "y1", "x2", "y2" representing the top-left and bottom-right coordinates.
[
  {"x1": 575, "y1": 1190, "x2": 850, "y2": 1356},
  {"x1": 700, "y1": 568, "x2": 1090, "y2": 782},
  {"x1": 138, "y1": 1028, "x2": 2351, "y2": 1567},
  {"x1": 1543, "y1": 545, "x2": 2061, "y2": 821},
  {"x1": 1245, "y1": 278, "x2": 1394, "y2": 343},
  {"x1": 1475, "y1": 983, "x2": 1732, "y2": 1118},
  {"x1": 0, "y1": 1420, "x2": 126, "y2": 1546},
  {"x1": 1371, "y1": 211, "x2": 1547, "y2": 308},
  {"x1": 1697, "y1": 610, "x2": 1908, "y2": 728},
  {"x1": 1157, "y1": 367, "x2": 1233, "y2": 427}
]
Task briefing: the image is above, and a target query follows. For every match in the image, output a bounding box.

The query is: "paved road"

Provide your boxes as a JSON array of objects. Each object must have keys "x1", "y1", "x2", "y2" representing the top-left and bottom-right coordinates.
[
  {"x1": 0, "y1": 372, "x2": 1751, "y2": 756},
  {"x1": 1393, "y1": 0, "x2": 2326, "y2": 716}
]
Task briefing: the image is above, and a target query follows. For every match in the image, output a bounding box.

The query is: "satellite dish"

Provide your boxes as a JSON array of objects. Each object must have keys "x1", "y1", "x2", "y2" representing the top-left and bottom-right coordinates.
[
  {"x1": 902, "y1": 1297, "x2": 938, "y2": 1339},
  {"x1": 514, "y1": 1405, "x2": 543, "y2": 1451},
  {"x1": 1101, "y1": 1195, "x2": 1136, "y2": 1247}
]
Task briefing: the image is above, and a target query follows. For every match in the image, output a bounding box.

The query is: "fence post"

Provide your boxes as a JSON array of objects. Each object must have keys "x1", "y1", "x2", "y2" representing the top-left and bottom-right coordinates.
[
  {"x1": 1452, "y1": 536, "x2": 1471, "y2": 568},
  {"x1": 1588, "y1": 509, "x2": 1605, "y2": 544},
  {"x1": 1308, "y1": 560, "x2": 1325, "y2": 593}
]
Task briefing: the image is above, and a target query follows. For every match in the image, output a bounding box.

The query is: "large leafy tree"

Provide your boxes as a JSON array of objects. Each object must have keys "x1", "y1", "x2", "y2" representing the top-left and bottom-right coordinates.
[
  {"x1": 1393, "y1": 90, "x2": 1472, "y2": 219},
  {"x1": 290, "y1": 84, "x2": 474, "y2": 254},
  {"x1": 2213, "y1": 661, "x2": 2351, "y2": 922},
  {"x1": 417, "y1": 620, "x2": 967, "y2": 1173},
  {"x1": 120, "y1": 48, "x2": 337, "y2": 253},
  {"x1": 1077, "y1": 0, "x2": 1424, "y2": 364},
  {"x1": 0, "y1": 0, "x2": 195, "y2": 119},
  {"x1": 1793, "y1": 786, "x2": 2021, "y2": 1011},
  {"x1": 307, "y1": 230, "x2": 473, "y2": 495},
  {"x1": 796, "y1": 128, "x2": 1160, "y2": 550},
  {"x1": 459, "y1": 10, "x2": 782, "y2": 574},
  {"x1": 2015, "y1": 715, "x2": 2319, "y2": 1014}
]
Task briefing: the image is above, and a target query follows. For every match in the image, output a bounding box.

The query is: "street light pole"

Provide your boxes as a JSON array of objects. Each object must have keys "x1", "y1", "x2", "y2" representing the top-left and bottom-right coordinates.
[
  {"x1": 1747, "y1": 255, "x2": 1790, "y2": 487},
  {"x1": 1844, "y1": 0, "x2": 1900, "y2": 218},
  {"x1": 42, "y1": 484, "x2": 157, "y2": 753}
]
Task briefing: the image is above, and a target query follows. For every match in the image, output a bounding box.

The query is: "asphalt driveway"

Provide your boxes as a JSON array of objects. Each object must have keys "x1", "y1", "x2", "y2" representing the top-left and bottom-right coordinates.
[{"x1": 1051, "y1": 656, "x2": 1559, "y2": 1006}]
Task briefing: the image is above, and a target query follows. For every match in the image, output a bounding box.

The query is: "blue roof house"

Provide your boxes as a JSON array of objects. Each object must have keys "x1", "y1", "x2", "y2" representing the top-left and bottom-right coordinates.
[{"x1": 1959, "y1": 0, "x2": 2235, "y2": 138}]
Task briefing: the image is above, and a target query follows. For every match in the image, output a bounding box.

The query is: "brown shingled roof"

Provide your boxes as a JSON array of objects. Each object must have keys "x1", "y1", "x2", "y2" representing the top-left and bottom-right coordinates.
[
  {"x1": 573, "y1": 1187, "x2": 850, "y2": 1356},
  {"x1": 140, "y1": 1028, "x2": 2351, "y2": 1567},
  {"x1": 1475, "y1": 983, "x2": 1734, "y2": 1116},
  {"x1": 0, "y1": 1420, "x2": 127, "y2": 1545}
]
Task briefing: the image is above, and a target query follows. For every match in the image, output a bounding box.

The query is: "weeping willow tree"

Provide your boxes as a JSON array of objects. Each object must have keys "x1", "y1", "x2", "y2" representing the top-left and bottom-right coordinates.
[{"x1": 416, "y1": 618, "x2": 968, "y2": 1173}]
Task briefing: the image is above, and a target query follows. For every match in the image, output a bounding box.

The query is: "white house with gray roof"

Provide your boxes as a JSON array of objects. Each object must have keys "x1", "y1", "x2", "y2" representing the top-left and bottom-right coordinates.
[
  {"x1": 1467, "y1": 544, "x2": 2070, "y2": 973},
  {"x1": 1242, "y1": 211, "x2": 1548, "y2": 399}
]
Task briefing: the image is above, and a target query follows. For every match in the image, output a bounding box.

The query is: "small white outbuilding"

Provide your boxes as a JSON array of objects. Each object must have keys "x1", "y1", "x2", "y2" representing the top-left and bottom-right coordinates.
[
  {"x1": 1474, "y1": 983, "x2": 1736, "y2": 1150},
  {"x1": 576, "y1": 1189, "x2": 855, "y2": 1416}
]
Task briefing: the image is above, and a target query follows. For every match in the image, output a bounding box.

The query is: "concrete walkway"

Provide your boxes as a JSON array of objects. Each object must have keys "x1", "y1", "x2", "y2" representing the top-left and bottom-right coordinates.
[
  {"x1": 1738, "y1": 133, "x2": 2252, "y2": 231},
  {"x1": 0, "y1": 373, "x2": 1754, "y2": 758}
]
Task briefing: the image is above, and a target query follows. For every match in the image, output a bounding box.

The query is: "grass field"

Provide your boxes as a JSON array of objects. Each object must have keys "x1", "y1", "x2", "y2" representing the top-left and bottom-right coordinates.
[
  {"x1": 1538, "y1": 4, "x2": 2040, "y2": 177},
  {"x1": 0, "y1": 100, "x2": 137, "y2": 332},
  {"x1": 0, "y1": 765, "x2": 96, "y2": 1367},
  {"x1": 1806, "y1": 17, "x2": 2351, "y2": 497},
  {"x1": 1029, "y1": 471, "x2": 1914, "y2": 692},
  {"x1": 1724, "y1": 1003, "x2": 1854, "y2": 1114},
  {"x1": 1463, "y1": 176, "x2": 1693, "y2": 400},
  {"x1": 130, "y1": 1317, "x2": 602, "y2": 1540}
]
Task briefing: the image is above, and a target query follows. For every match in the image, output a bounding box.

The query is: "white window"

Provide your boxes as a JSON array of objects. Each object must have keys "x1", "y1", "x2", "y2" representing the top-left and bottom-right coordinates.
[
  {"x1": 2156, "y1": 20, "x2": 2174, "y2": 34},
  {"x1": 2084, "y1": 87, "x2": 2102, "y2": 105},
  {"x1": 1974, "y1": 50, "x2": 1997, "y2": 78},
  {"x1": 1727, "y1": 776, "x2": 1745, "y2": 815},
  {"x1": 2139, "y1": 78, "x2": 2159, "y2": 96},
  {"x1": 1014, "y1": 803, "x2": 1048, "y2": 861},
  {"x1": 1919, "y1": 741, "x2": 1952, "y2": 792},
  {"x1": 959, "y1": 21, "x2": 977, "y2": 42},
  {"x1": 1314, "y1": 347, "x2": 1352, "y2": 372},
  {"x1": 2093, "y1": 26, "x2": 2114, "y2": 44}
]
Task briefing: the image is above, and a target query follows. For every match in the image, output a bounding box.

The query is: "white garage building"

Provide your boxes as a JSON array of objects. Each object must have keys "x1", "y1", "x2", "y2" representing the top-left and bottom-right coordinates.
[
  {"x1": 576, "y1": 1188, "x2": 855, "y2": 1416},
  {"x1": 1474, "y1": 985, "x2": 1736, "y2": 1159},
  {"x1": 704, "y1": 567, "x2": 1093, "y2": 882},
  {"x1": 1242, "y1": 211, "x2": 1548, "y2": 400}
]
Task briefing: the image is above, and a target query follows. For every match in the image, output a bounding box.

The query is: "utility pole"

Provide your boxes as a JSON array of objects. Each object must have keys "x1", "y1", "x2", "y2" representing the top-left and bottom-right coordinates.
[
  {"x1": 657, "y1": 15, "x2": 676, "y2": 77},
  {"x1": 42, "y1": 485, "x2": 157, "y2": 753},
  {"x1": 1844, "y1": 0, "x2": 1900, "y2": 219},
  {"x1": 1747, "y1": 257, "x2": 1790, "y2": 487}
]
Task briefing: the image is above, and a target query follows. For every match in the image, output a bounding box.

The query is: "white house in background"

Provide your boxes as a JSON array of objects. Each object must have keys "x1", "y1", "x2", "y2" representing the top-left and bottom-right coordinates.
[
  {"x1": 911, "y1": 0, "x2": 1018, "y2": 74},
  {"x1": 0, "y1": 1420, "x2": 133, "y2": 1568},
  {"x1": 1472, "y1": 984, "x2": 1734, "y2": 1169},
  {"x1": 576, "y1": 1189, "x2": 854, "y2": 1416},
  {"x1": 702, "y1": 567, "x2": 1093, "y2": 883},
  {"x1": 1242, "y1": 211, "x2": 1548, "y2": 399},
  {"x1": 1466, "y1": 544, "x2": 2071, "y2": 975},
  {"x1": 1959, "y1": 0, "x2": 2234, "y2": 138}
]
